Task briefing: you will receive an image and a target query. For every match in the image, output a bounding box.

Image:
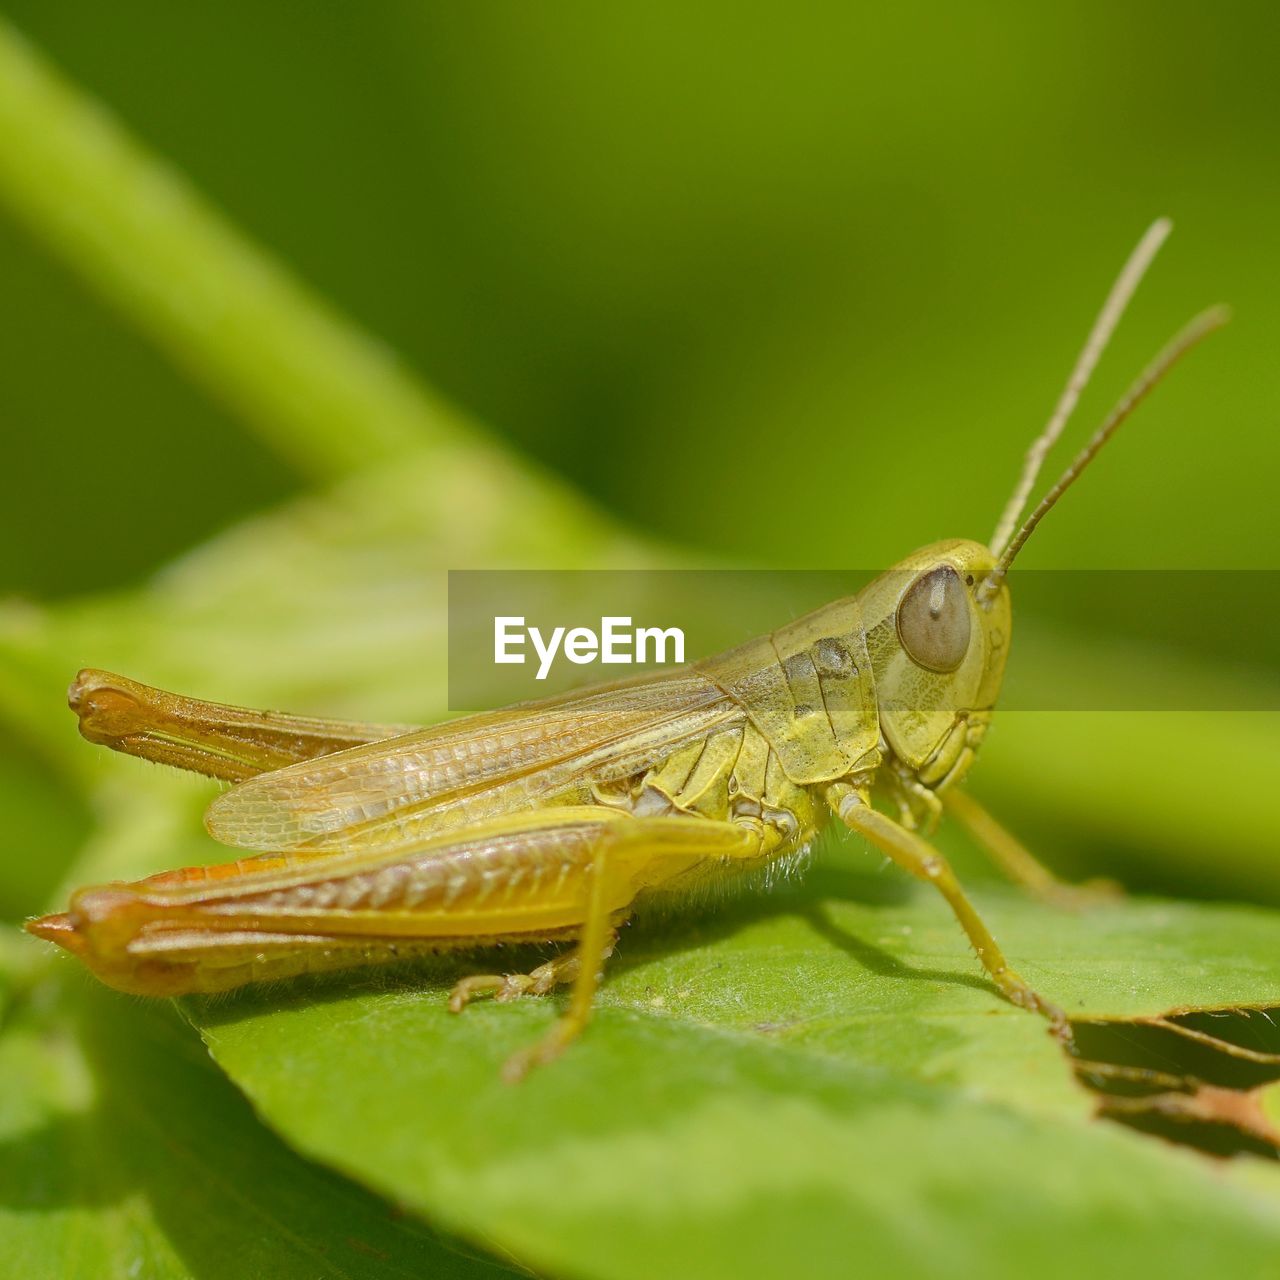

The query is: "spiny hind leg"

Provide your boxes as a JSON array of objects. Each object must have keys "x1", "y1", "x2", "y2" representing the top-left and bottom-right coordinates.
[
  {"x1": 447, "y1": 927, "x2": 621, "y2": 1012},
  {"x1": 944, "y1": 789, "x2": 1123, "y2": 909},
  {"x1": 834, "y1": 787, "x2": 1069, "y2": 1038}
]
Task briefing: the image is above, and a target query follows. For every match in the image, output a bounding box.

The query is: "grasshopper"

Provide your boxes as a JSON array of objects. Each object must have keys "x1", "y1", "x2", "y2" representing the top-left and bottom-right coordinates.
[{"x1": 27, "y1": 221, "x2": 1227, "y2": 1080}]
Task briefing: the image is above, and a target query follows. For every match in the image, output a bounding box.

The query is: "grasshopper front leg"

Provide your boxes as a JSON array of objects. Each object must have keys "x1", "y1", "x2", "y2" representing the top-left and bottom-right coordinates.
[{"x1": 830, "y1": 786, "x2": 1068, "y2": 1036}]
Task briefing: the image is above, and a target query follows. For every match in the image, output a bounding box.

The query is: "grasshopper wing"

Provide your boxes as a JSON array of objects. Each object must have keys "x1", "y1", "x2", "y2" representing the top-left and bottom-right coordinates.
[{"x1": 205, "y1": 671, "x2": 741, "y2": 853}]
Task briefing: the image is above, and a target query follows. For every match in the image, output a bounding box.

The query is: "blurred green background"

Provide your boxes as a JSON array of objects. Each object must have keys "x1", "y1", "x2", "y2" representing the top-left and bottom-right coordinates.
[
  {"x1": 2, "y1": 10, "x2": 1280, "y2": 1276},
  {"x1": 0, "y1": 2, "x2": 1277, "y2": 906},
  {"x1": 3, "y1": 0, "x2": 1278, "y2": 597}
]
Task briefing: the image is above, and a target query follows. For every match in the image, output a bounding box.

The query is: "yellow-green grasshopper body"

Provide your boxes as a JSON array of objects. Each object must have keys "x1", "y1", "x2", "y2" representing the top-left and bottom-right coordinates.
[{"x1": 26, "y1": 221, "x2": 1227, "y2": 1079}]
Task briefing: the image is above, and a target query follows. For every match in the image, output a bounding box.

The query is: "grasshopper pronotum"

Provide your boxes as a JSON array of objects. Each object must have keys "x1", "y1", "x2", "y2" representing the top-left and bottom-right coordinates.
[{"x1": 27, "y1": 221, "x2": 1227, "y2": 1080}]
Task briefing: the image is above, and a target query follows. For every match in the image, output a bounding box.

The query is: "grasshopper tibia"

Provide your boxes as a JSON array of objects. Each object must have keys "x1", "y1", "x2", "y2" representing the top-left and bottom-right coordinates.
[{"x1": 497, "y1": 819, "x2": 758, "y2": 1082}]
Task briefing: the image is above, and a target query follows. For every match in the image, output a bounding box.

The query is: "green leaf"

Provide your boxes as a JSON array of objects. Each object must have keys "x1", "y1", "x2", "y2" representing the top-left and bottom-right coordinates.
[
  {"x1": 0, "y1": 737, "x2": 88, "y2": 920},
  {"x1": 182, "y1": 862, "x2": 1280, "y2": 1280},
  {"x1": 5, "y1": 442, "x2": 1280, "y2": 1280},
  {"x1": 0, "y1": 963, "x2": 515, "y2": 1279}
]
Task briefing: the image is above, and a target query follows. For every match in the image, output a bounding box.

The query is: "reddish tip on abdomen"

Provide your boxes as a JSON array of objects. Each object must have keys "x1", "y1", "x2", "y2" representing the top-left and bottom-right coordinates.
[{"x1": 25, "y1": 911, "x2": 86, "y2": 956}]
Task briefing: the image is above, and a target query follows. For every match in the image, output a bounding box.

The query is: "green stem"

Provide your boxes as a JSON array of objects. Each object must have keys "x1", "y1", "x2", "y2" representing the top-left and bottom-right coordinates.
[{"x1": 0, "y1": 18, "x2": 477, "y2": 479}]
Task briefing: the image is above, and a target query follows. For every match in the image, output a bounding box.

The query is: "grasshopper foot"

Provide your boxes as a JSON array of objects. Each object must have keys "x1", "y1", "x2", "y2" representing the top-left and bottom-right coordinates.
[
  {"x1": 450, "y1": 933, "x2": 620, "y2": 1081},
  {"x1": 998, "y1": 968, "x2": 1071, "y2": 1041},
  {"x1": 447, "y1": 933, "x2": 615, "y2": 1014},
  {"x1": 447, "y1": 957, "x2": 574, "y2": 1012},
  {"x1": 501, "y1": 1018, "x2": 582, "y2": 1084}
]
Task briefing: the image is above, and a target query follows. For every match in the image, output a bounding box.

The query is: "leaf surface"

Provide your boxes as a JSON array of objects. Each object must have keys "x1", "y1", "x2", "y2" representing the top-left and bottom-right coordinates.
[
  {"x1": 188, "y1": 862, "x2": 1280, "y2": 1280},
  {"x1": 0, "y1": 962, "x2": 513, "y2": 1280},
  {"x1": 4, "y1": 452, "x2": 1280, "y2": 1280}
]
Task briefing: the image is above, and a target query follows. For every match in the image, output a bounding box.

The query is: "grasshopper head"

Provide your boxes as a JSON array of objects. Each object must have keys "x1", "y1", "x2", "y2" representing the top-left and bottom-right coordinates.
[
  {"x1": 860, "y1": 540, "x2": 1010, "y2": 797},
  {"x1": 857, "y1": 222, "x2": 1229, "y2": 816}
]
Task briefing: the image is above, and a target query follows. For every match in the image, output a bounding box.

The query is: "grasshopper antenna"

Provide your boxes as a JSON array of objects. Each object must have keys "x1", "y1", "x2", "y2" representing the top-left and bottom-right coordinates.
[
  {"x1": 980, "y1": 302, "x2": 1231, "y2": 601},
  {"x1": 989, "y1": 218, "x2": 1173, "y2": 559}
]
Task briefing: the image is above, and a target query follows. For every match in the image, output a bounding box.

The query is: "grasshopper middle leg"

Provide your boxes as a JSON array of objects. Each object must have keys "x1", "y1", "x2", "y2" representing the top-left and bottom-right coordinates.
[{"x1": 492, "y1": 815, "x2": 762, "y2": 1082}]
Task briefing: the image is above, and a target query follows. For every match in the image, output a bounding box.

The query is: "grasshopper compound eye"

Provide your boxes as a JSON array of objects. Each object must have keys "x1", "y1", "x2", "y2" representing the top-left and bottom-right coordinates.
[{"x1": 896, "y1": 565, "x2": 971, "y2": 673}]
